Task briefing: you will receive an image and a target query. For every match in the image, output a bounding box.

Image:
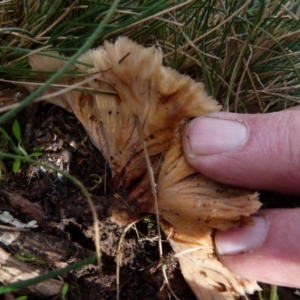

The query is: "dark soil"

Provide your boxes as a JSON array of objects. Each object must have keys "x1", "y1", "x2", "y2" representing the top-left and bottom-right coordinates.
[{"x1": 0, "y1": 84, "x2": 196, "y2": 300}]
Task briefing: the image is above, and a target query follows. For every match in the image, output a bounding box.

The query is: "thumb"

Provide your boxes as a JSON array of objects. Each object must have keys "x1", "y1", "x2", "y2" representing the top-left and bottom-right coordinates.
[
  {"x1": 182, "y1": 110, "x2": 300, "y2": 194},
  {"x1": 215, "y1": 209, "x2": 300, "y2": 288}
]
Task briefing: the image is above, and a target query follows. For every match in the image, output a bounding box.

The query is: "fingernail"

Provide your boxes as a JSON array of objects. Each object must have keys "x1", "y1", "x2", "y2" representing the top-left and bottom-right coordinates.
[
  {"x1": 187, "y1": 117, "x2": 249, "y2": 156},
  {"x1": 215, "y1": 216, "x2": 268, "y2": 255}
]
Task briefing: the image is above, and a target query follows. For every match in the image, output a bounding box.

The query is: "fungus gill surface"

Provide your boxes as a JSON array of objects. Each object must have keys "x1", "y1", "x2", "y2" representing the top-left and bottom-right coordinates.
[{"x1": 26, "y1": 37, "x2": 261, "y2": 299}]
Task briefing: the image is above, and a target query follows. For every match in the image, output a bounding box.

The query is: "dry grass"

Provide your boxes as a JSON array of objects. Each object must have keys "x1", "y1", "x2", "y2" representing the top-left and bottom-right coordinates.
[
  {"x1": 1, "y1": 1, "x2": 299, "y2": 114},
  {"x1": 0, "y1": 1, "x2": 300, "y2": 299}
]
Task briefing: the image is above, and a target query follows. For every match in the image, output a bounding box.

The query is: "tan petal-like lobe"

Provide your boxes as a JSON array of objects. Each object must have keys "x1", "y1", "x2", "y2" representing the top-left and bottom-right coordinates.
[
  {"x1": 25, "y1": 37, "x2": 261, "y2": 299},
  {"x1": 157, "y1": 135, "x2": 261, "y2": 236},
  {"x1": 161, "y1": 220, "x2": 261, "y2": 300}
]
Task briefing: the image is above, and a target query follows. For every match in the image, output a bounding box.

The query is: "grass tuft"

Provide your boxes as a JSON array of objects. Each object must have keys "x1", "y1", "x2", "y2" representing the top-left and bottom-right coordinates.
[
  {"x1": 0, "y1": 1, "x2": 300, "y2": 299},
  {"x1": 0, "y1": 1, "x2": 299, "y2": 114}
]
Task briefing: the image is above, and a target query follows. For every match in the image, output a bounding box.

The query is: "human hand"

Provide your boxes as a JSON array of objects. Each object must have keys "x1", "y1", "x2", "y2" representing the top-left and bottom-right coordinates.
[{"x1": 182, "y1": 109, "x2": 300, "y2": 288}]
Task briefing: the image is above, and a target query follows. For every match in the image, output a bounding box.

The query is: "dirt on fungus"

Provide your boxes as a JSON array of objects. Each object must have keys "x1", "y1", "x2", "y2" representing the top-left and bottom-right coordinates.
[{"x1": 0, "y1": 84, "x2": 196, "y2": 300}]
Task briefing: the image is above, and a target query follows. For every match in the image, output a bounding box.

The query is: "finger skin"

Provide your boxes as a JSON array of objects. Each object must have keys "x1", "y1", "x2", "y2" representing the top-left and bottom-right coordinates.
[
  {"x1": 182, "y1": 110, "x2": 300, "y2": 287},
  {"x1": 182, "y1": 110, "x2": 300, "y2": 194},
  {"x1": 217, "y1": 209, "x2": 300, "y2": 288}
]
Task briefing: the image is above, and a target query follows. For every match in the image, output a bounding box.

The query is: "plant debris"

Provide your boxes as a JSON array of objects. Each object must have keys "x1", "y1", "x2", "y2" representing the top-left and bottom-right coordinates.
[{"x1": 0, "y1": 246, "x2": 63, "y2": 297}]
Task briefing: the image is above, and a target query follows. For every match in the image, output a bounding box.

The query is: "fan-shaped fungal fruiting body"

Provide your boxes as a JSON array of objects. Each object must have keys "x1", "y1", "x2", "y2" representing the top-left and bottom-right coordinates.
[{"x1": 26, "y1": 37, "x2": 261, "y2": 299}]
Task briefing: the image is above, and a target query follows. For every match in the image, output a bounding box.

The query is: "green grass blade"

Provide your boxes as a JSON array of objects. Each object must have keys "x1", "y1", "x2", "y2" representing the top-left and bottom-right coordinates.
[{"x1": 0, "y1": 256, "x2": 96, "y2": 294}]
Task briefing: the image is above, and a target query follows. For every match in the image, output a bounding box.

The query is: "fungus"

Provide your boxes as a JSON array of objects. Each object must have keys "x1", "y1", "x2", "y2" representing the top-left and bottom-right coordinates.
[{"x1": 26, "y1": 37, "x2": 261, "y2": 299}]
